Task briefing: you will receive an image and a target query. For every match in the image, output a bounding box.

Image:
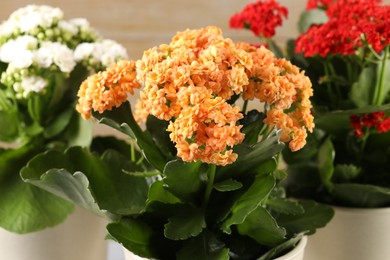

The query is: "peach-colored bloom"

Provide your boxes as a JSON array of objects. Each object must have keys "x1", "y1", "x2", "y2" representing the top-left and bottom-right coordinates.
[{"x1": 76, "y1": 60, "x2": 140, "y2": 119}]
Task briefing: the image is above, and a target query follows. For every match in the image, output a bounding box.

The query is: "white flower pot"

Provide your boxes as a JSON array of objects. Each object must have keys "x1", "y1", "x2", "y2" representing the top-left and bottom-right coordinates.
[
  {"x1": 304, "y1": 206, "x2": 390, "y2": 260},
  {"x1": 0, "y1": 207, "x2": 108, "y2": 260},
  {"x1": 123, "y1": 236, "x2": 307, "y2": 260}
]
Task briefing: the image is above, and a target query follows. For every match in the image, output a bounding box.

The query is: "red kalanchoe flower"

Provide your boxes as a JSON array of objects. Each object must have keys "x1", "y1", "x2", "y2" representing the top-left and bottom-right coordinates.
[
  {"x1": 351, "y1": 115, "x2": 364, "y2": 138},
  {"x1": 229, "y1": 0, "x2": 288, "y2": 38},
  {"x1": 351, "y1": 112, "x2": 390, "y2": 138},
  {"x1": 296, "y1": 0, "x2": 389, "y2": 57}
]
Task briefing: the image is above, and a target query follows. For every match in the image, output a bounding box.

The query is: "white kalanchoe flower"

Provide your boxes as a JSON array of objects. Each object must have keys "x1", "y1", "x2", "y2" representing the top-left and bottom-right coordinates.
[
  {"x1": 14, "y1": 75, "x2": 48, "y2": 98},
  {"x1": 0, "y1": 35, "x2": 38, "y2": 68},
  {"x1": 74, "y1": 39, "x2": 128, "y2": 68},
  {"x1": 0, "y1": 20, "x2": 15, "y2": 39},
  {"x1": 100, "y1": 39, "x2": 128, "y2": 67},
  {"x1": 8, "y1": 5, "x2": 63, "y2": 33},
  {"x1": 38, "y1": 41, "x2": 76, "y2": 73}
]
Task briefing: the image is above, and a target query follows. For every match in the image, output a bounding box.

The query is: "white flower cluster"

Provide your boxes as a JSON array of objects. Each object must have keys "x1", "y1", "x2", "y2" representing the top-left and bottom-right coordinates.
[
  {"x1": 74, "y1": 39, "x2": 128, "y2": 70},
  {"x1": 0, "y1": 5, "x2": 128, "y2": 99}
]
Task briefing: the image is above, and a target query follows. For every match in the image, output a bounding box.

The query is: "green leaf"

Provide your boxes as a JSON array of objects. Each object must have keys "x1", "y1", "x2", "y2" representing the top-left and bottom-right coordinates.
[
  {"x1": 22, "y1": 168, "x2": 104, "y2": 217},
  {"x1": 217, "y1": 130, "x2": 284, "y2": 178},
  {"x1": 63, "y1": 112, "x2": 93, "y2": 147},
  {"x1": 146, "y1": 115, "x2": 176, "y2": 159},
  {"x1": 176, "y1": 231, "x2": 229, "y2": 260},
  {"x1": 95, "y1": 102, "x2": 167, "y2": 172},
  {"x1": 237, "y1": 207, "x2": 286, "y2": 246},
  {"x1": 258, "y1": 233, "x2": 306, "y2": 260},
  {"x1": 44, "y1": 107, "x2": 74, "y2": 138},
  {"x1": 221, "y1": 173, "x2": 275, "y2": 234},
  {"x1": 0, "y1": 143, "x2": 75, "y2": 233},
  {"x1": 28, "y1": 94, "x2": 44, "y2": 124},
  {"x1": 298, "y1": 9, "x2": 328, "y2": 33},
  {"x1": 332, "y1": 183, "x2": 390, "y2": 207},
  {"x1": 164, "y1": 207, "x2": 206, "y2": 240},
  {"x1": 163, "y1": 160, "x2": 204, "y2": 203},
  {"x1": 21, "y1": 147, "x2": 149, "y2": 216},
  {"x1": 107, "y1": 218, "x2": 155, "y2": 259},
  {"x1": 317, "y1": 138, "x2": 334, "y2": 190},
  {"x1": 267, "y1": 198, "x2": 304, "y2": 215},
  {"x1": 0, "y1": 108, "x2": 19, "y2": 142},
  {"x1": 350, "y1": 66, "x2": 376, "y2": 108},
  {"x1": 333, "y1": 164, "x2": 361, "y2": 182},
  {"x1": 0, "y1": 176, "x2": 74, "y2": 233},
  {"x1": 275, "y1": 200, "x2": 334, "y2": 236},
  {"x1": 146, "y1": 180, "x2": 181, "y2": 205},
  {"x1": 214, "y1": 179, "x2": 243, "y2": 192},
  {"x1": 373, "y1": 48, "x2": 390, "y2": 105}
]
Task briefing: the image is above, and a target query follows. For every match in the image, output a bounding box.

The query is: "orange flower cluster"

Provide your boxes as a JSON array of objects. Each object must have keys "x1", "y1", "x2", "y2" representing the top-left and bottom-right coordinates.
[
  {"x1": 76, "y1": 60, "x2": 140, "y2": 119},
  {"x1": 167, "y1": 85, "x2": 244, "y2": 166},
  {"x1": 137, "y1": 26, "x2": 253, "y2": 165},
  {"x1": 237, "y1": 43, "x2": 314, "y2": 151},
  {"x1": 76, "y1": 26, "x2": 314, "y2": 165}
]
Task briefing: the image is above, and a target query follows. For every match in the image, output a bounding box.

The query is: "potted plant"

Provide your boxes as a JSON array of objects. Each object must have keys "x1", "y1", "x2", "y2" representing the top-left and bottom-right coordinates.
[
  {"x1": 230, "y1": 0, "x2": 390, "y2": 259},
  {"x1": 0, "y1": 4, "x2": 128, "y2": 260},
  {"x1": 21, "y1": 25, "x2": 333, "y2": 259}
]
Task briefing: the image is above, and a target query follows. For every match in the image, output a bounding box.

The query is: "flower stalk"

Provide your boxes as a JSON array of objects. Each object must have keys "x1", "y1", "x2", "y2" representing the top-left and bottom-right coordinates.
[{"x1": 202, "y1": 164, "x2": 216, "y2": 209}]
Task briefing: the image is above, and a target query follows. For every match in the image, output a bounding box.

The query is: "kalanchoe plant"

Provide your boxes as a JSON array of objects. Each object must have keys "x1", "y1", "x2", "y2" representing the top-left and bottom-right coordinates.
[
  {"x1": 21, "y1": 26, "x2": 333, "y2": 259},
  {"x1": 231, "y1": 0, "x2": 390, "y2": 208},
  {"x1": 0, "y1": 5, "x2": 128, "y2": 233}
]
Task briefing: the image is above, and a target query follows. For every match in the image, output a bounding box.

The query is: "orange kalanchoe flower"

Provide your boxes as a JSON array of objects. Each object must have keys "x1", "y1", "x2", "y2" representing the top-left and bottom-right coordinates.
[
  {"x1": 76, "y1": 60, "x2": 140, "y2": 119},
  {"x1": 137, "y1": 26, "x2": 253, "y2": 122},
  {"x1": 237, "y1": 42, "x2": 314, "y2": 151},
  {"x1": 77, "y1": 26, "x2": 314, "y2": 165},
  {"x1": 167, "y1": 85, "x2": 244, "y2": 166}
]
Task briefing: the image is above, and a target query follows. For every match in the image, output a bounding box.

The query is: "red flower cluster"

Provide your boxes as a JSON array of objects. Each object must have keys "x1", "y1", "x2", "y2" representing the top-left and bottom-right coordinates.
[
  {"x1": 350, "y1": 112, "x2": 390, "y2": 138},
  {"x1": 229, "y1": 0, "x2": 288, "y2": 38},
  {"x1": 296, "y1": 0, "x2": 390, "y2": 57}
]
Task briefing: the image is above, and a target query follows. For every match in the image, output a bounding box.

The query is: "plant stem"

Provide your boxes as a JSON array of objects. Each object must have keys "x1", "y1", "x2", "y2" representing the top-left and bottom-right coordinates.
[
  {"x1": 242, "y1": 100, "x2": 248, "y2": 114},
  {"x1": 130, "y1": 140, "x2": 136, "y2": 162},
  {"x1": 373, "y1": 46, "x2": 388, "y2": 106},
  {"x1": 202, "y1": 164, "x2": 216, "y2": 209}
]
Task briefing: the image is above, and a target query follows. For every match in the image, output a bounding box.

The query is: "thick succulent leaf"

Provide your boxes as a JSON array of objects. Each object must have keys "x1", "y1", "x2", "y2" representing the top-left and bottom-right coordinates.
[
  {"x1": 0, "y1": 143, "x2": 72, "y2": 234},
  {"x1": 146, "y1": 115, "x2": 176, "y2": 159},
  {"x1": 0, "y1": 108, "x2": 19, "y2": 142},
  {"x1": 217, "y1": 130, "x2": 284, "y2": 178},
  {"x1": 0, "y1": 171, "x2": 74, "y2": 233},
  {"x1": 237, "y1": 207, "x2": 286, "y2": 246},
  {"x1": 163, "y1": 160, "x2": 204, "y2": 203},
  {"x1": 332, "y1": 183, "x2": 390, "y2": 207},
  {"x1": 258, "y1": 233, "x2": 306, "y2": 260},
  {"x1": 107, "y1": 218, "x2": 155, "y2": 259},
  {"x1": 63, "y1": 112, "x2": 93, "y2": 147},
  {"x1": 44, "y1": 107, "x2": 74, "y2": 139},
  {"x1": 164, "y1": 207, "x2": 206, "y2": 240},
  {"x1": 22, "y1": 168, "x2": 103, "y2": 217},
  {"x1": 350, "y1": 66, "x2": 376, "y2": 108},
  {"x1": 298, "y1": 9, "x2": 328, "y2": 33},
  {"x1": 176, "y1": 231, "x2": 229, "y2": 260},
  {"x1": 266, "y1": 198, "x2": 304, "y2": 215},
  {"x1": 214, "y1": 179, "x2": 243, "y2": 192},
  {"x1": 275, "y1": 200, "x2": 334, "y2": 236},
  {"x1": 94, "y1": 102, "x2": 167, "y2": 172},
  {"x1": 221, "y1": 173, "x2": 275, "y2": 234},
  {"x1": 21, "y1": 147, "x2": 149, "y2": 216},
  {"x1": 317, "y1": 138, "x2": 335, "y2": 190}
]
